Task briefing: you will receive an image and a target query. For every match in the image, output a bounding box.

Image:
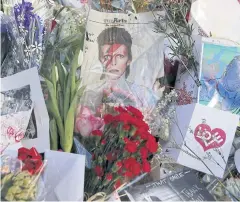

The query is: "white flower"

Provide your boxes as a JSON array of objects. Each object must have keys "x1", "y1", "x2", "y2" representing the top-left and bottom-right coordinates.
[
  {"x1": 18, "y1": 23, "x2": 25, "y2": 33},
  {"x1": 24, "y1": 46, "x2": 32, "y2": 57},
  {"x1": 17, "y1": 14, "x2": 25, "y2": 22},
  {"x1": 17, "y1": 37, "x2": 25, "y2": 45},
  {"x1": 31, "y1": 41, "x2": 42, "y2": 54}
]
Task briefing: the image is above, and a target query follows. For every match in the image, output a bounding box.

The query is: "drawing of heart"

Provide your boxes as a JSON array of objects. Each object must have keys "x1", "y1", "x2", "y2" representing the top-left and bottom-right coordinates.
[{"x1": 194, "y1": 123, "x2": 226, "y2": 151}]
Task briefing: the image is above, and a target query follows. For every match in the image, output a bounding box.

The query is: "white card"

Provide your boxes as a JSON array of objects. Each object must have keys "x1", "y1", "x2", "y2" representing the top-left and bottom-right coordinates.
[
  {"x1": 1, "y1": 68, "x2": 49, "y2": 153},
  {"x1": 44, "y1": 150, "x2": 85, "y2": 201},
  {"x1": 166, "y1": 103, "x2": 239, "y2": 178},
  {"x1": 1, "y1": 110, "x2": 33, "y2": 151},
  {"x1": 191, "y1": 0, "x2": 240, "y2": 44}
]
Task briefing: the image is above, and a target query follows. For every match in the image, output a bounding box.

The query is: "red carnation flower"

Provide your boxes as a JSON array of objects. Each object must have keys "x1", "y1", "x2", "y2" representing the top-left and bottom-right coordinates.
[
  {"x1": 142, "y1": 160, "x2": 151, "y2": 173},
  {"x1": 124, "y1": 137, "x2": 130, "y2": 143},
  {"x1": 94, "y1": 165, "x2": 104, "y2": 177},
  {"x1": 124, "y1": 171, "x2": 134, "y2": 178},
  {"x1": 124, "y1": 157, "x2": 141, "y2": 177},
  {"x1": 126, "y1": 106, "x2": 144, "y2": 119},
  {"x1": 124, "y1": 141, "x2": 137, "y2": 153},
  {"x1": 104, "y1": 114, "x2": 114, "y2": 124},
  {"x1": 123, "y1": 124, "x2": 131, "y2": 131},
  {"x1": 106, "y1": 153, "x2": 117, "y2": 161},
  {"x1": 140, "y1": 147, "x2": 148, "y2": 159},
  {"x1": 101, "y1": 139, "x2": 106, "y2": 145},
  {"x1": 114, "y1": 179, "x2": 122, "y2": 189},
  {"x1": 106, "y1": 173, "x2": 113, "y2": 181},
  {"x1": 116, "y1": 161, "x2": 123, "y2": 168},
  {"x1": 114, "y1": 106, "x2": 127, "y2": 113},
  {"x1": 117, "y1": 167, "x2": 123, "y2": 175},
  {"x1": 92, "y1": 130, "x2": 103, "y2": 137},
  {"x1": 146, "y1": 136, "x2": 158, "y2": 153}
]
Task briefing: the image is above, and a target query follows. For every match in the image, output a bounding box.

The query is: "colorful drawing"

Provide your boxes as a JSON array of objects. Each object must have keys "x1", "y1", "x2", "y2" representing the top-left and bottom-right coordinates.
[{"x1": 199, "y1": 43, "x2": 240, "y2": 115}]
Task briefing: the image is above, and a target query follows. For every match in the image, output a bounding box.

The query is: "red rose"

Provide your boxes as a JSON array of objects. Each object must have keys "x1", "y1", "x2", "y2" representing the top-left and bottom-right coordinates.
[
  {"x1": 94, "y1": 165, "x2": 104, "y2": 177},
  {"x1": 18, "y1": 147, "x2": 29, "y2": 161},
  {"x1": 104, "y1": 114, "x2": 114, "y2": 124},
  {"x1": 114, "y1": 179, "x2": 122, "y2": 189},
  {"x1": 146, "y1": 136, "x2": 158, "y2": 153},
  {"x1": 101, "y1": 139, "x2": 107, "y2": 145},
  {"x1": 22, "y1": 159, "x2": 43, "y2": 175},
  {"x1": 142, "y1": 160, "x2": 151, "y2": 173},
  {"x1": 140, "y1": 147, "x2": 148, "y2": 159},
  {"x1": 126, "y1": 106, "x2": 144, "y2": 120},
  {"x1": 92, "y1": 130, "x2": 103, "y2": 137},
  {"x1": 123, "y1": 124, "x2": 131, "y2": 131}
]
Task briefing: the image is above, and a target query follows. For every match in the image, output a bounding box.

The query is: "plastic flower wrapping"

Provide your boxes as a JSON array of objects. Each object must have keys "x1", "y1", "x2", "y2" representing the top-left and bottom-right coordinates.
[
  {"x1": 1, "y1": 147, "x2": 46, "y2": 201},
  {"x1": 1, "y1": 0, "x2": 240, "y2": 201}
]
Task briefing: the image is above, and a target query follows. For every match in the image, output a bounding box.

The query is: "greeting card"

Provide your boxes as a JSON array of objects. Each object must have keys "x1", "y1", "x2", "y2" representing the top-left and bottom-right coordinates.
[
  {"x1": 164, "y1": 103, "x2": 238, "y2": 178},
  {"x1": 175, "y1": 39, "x2": 240, "y2": 116},
  {"x1": 1, "y1": 68, "x2": 49, "y2": 153},
  {"x1": 0, "y1": 110, "x2": 33, "y2": 154}
]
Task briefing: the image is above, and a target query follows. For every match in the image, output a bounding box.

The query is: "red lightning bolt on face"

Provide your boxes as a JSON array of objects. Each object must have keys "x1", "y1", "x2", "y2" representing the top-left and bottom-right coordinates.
[{"x1": 104, "y1": 44, "x2": 123, "y2": 68}]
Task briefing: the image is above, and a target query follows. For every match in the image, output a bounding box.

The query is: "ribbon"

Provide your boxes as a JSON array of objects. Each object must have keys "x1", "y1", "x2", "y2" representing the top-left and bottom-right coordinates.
[{"x1": 17, "y1": 147, "x2": 43, "y2": 175}]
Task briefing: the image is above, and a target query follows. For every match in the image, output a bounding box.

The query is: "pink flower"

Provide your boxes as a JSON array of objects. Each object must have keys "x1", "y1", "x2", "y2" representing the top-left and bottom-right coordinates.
[{"x1": 75, "y1": 106, "x2": 104, "y2": 137}]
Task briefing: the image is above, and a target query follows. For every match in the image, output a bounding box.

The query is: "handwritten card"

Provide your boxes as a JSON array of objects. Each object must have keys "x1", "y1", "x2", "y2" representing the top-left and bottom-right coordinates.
[
  {"x1": 1, "y1": 110, "x2": 33, "y2": 152},
  {"x1": 1, "y1": 68, "x2": 49, "y2": 153},
  {"x1": 164, "y1": 103, "x2": 238, "y2": 178}
]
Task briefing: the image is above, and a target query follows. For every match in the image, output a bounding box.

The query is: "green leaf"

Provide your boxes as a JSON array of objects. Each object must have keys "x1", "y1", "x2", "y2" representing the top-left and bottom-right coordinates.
[
  {"x1": 57, "y1": 83, "x2": 64, "y2": 119},
  {"x1": 64, "y1": 73, "x2": 71, "y2": 123},
  {"x1": 44, "y1": 77, "x2": 65, "y2": 144},
  {"x1": 50, "y1": 119, "x2": 58, "y2": 150},
  {"x1": 63, "y1": 86, "x2": 85, "y2": 152}
]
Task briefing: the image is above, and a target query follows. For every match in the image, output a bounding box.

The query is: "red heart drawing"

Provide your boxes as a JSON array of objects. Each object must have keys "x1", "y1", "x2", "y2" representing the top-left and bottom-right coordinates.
[{"x1": 194, "y1": 124, "x2": 226, "y2": 151}]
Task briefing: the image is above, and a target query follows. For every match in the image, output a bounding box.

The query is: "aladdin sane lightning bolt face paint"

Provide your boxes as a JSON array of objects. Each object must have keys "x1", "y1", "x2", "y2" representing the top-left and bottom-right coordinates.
[{"x1": 100, "y1": 43, "x2": 131, "y2": 80}]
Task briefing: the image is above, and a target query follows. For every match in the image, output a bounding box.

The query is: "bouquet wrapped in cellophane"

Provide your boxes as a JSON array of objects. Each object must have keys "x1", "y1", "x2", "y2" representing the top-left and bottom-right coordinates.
[
  {"x1": 1, "y1": 0, "x2": 55, "y2": 78},
  {"x1": 80, "y1": 104, "x2": 161, "y2": 198},
  {"x1": 1, "y1": 147, "x2": 46, "y2": 201}
]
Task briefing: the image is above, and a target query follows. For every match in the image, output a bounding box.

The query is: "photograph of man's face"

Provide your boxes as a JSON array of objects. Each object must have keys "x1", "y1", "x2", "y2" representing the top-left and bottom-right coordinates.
[{"x1": 97, "y1": 27, "x2": 132, "y2": 80}]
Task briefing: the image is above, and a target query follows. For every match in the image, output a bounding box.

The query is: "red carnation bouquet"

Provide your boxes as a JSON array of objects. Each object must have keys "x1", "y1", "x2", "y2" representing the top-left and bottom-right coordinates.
[{"x1": 83, "y1": 105, "x2": 160, "y2": 197}]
